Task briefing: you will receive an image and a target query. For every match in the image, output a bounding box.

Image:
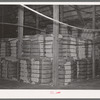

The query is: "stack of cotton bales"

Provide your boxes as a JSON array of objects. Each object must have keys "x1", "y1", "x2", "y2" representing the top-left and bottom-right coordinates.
[
  {"x1": 22, "y1": 34, "x2": 62, "y2": 59},
  {"x1": 59, "y1": 60, "x2": 77, "y2": 85},
  {"x1": 61, "y1": 34, "x2": 71, "y2": 59},
  {"x1": 87, "y1": 41, "x2": 92, "y2": 58},
  {"x1": 0, "y1": 39, "x2": 11, "y2": 57},
  {"x1": 85, "y1": 40, "x2": 92, "y2": 58},
  {"x1": 78, "y1": 39, "x2": 86, "y2": 59},
  {"x1": 20, "y1": 59, "x2": 31, "y2": 83},
  {"x1": 1, "y1": 57, "x2": 18, "y2": 80},
  {"x1": 59, "y1": 25, "x2": 68, "y2": 59},
  {"x1": 20, "y1": 57, "x2": 52, "y2": 84},
  {"x1": 31, "y1": 57, "x2": 52, "y2": 84},
  {"x1": 6, "y1": 41, "x2": 11, "y2": 57},
  {"x1": 77, "y1": 59, "x2": 87, "y2": 79},
  {"x1": 60, "y1": 33, "x2": 77, "y2": 60},
  {"x1": 44, "y1": 34, "x2": 53, "y2": 58},
  {"x1": 22, "y1": 35, "x2": 44, "y2": 59},
  {"x1": 95, "y1": 46, "x2": 100, "y2": 60},
  {"x1": 5, "y1": 57, "x2": 18, "y2": 80},
  {"x1": 95, "y1": 59, "x2": 100, "y2": 76},
  {"x1": 40, "y1": 33, "x2": 62, "y2": 59},
  {"x1": 86, "y1": 58, "x2": 92, "y2": 79},
  {"x1": 31, "y1": 58, "x2": 40, "y2": 84},
  {"x1": 70, "y1": 37, "x2": 77, "y2": 59},
  {"x1": 9, "y1": 39, "x2": 18, "y2": 58},
  {"x1": 81, "y1": 31, "x2": 93, "y2": 40},
  {"x1": 60, "y1": 25, "x2": 68, "y2": 35},
  {"x1": 45, "y1": 34, "x2": 63, "y2": 60},
  {"x1": 1, "y1": 58, "x2": 8, "y2": 78},
  {"x1": 0, "y1": 41, "x2": 6, "y2": 57}
]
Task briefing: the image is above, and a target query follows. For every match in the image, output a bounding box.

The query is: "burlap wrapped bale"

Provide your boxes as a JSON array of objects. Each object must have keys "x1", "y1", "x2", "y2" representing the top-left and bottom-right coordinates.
[
  {"x1": 86, "y1": 58, "x2": 92, "y2": 79},
  {"x1": 59, "y1": 60, "x2": 77, "y2": 85},
  {"x1": 31, "y1": 57, "x2": 52, "y2": 84},
  {"x1": 20, "y1": 58, "x2": 31, "y2": 83},
  {"x1": 77, "y1": 58, "x2": 87, "y2": 80},
  {"x1": 5, "y1": 57, "x2": 18, "y2": 80}
]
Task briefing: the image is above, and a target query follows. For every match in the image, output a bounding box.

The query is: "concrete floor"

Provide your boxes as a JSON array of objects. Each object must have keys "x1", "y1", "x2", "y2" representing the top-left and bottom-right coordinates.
[{"x1": 0, "y1": 78, "x2": 100, "y2": 89}]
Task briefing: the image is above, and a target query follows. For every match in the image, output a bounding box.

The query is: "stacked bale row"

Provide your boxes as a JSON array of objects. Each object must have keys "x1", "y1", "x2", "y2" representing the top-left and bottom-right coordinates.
[
  {"x1": 70, "y1": 38, "x2": 77, "y2": 59},
  {"x1": 31, "y1": 57, "x2": 52, "y2": 84},
  {"x1": 85, "y1": 40, "x2": 92, "y2": 58},
  {"x1": 81, "y1": 31, "x2": 93, "y2": 40},
  {"x1": 1, "y1": 58, "x2": 7, "y2": 78},
  {"x1": 0, "y1": 41, "x2": 6, "y2": 57},
  {"x1": 1, "y1": 57, "x2": 18, "y2": 80},
  {"x1": 78, "y1": 39, "x2": 86, "y2": 59},
  {"x1": 59, "y1": 60, "x2": 77, "y2": 85},
  {"x1": 44, "y1": 35, "x2": 54, "y2": 58},
  {"x1": 95, "y1": 59, "x2": 100, "y2": 76},
  {"x1": 78, "y1": 39, "x2": 92, "y2": 59},
  {"x1": 77, "y1": 59, "x2": 87, "y2": 79},
  {"x1": 60, "y1": 33, "x2": 77, "y2": 60},
  {"x1": 95, "y1": 46, "x2": 100, "y2": 60},
  {"x1": 21, "y1": 34, "x2": 64, "y2": 84},
  {"x1": 9, "y1": 39, "x2": 18, "y2": 58},
  {"x1": 86, "y1": 58, "x2": 92, "y2": 79},
  {"x1": 20, "y1": 58, "x2": 31, "y2": 83},
  {"x1": 0, "y1": 39, "x2": 18, "y2": 58},
  {"x1": 77, "y1": 58, "x2": 92, "y2": 80},
  {"x1": 22, "y1": 34, "x2": 55, "y2": 59},
  {"x1": 0, "y1": 40, "x2": 11, "y2": 57},
  {"x1": 20, "y1": 35, "x2": 52, "y2": 84},
  {"x1": 20, "y1": 57, "x2": 52, "y2": 84},
  {"x1": 22, "y1": 35, "x2": 42, "y2": 59}
]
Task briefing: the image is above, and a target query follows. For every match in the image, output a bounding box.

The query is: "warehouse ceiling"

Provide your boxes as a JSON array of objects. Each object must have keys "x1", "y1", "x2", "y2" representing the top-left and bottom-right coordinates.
[{"x1": 0, "y1": 5, "x2": 99, "y2": 38}]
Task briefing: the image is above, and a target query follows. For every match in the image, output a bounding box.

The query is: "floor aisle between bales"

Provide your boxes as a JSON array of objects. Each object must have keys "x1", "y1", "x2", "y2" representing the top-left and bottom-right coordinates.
[{"x1": 0, "y1": 78, "x2": 100, "y2": 89}]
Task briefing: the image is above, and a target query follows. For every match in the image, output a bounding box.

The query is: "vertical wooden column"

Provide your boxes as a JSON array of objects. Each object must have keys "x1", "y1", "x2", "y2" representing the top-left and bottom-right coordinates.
[
  {"x1": 60, "y1": 5, "x2": 64, "y2": 23},
  {"x1": 53, "y1": 5, "x2": 59, "y2": 86},
  {"x1": 76, "y1": 37, "x2": 79, "y2": 78},
  {"x1": 17, "y1": 6, "x2": 24, "y2": 79},
  {"x1": 18, "y1": 6, "x2": 24, "y2": 58},
  {"x1": 36, "y1": 6, "x2": 39, "y2": 34},
  {"x1": 92, "y1": 5, "x2": 96, "y2": 78}
]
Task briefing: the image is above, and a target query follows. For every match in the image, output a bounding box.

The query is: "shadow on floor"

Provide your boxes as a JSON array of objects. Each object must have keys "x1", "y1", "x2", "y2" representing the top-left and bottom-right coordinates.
[{"x1": 0, "y1": 78, "x2": 100, "y2": 89}]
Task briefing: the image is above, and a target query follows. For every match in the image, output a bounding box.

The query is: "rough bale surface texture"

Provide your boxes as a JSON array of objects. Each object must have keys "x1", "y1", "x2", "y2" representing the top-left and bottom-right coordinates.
[
  {"x1": 20, "y1": 57, "x2": 52, "y2": 84},
  {"x1": 58, "y1": 59, "x2": 77, "y2": 85},
  {"x1": 1, "y1": 57, "x2": 18, "y2": 80}
]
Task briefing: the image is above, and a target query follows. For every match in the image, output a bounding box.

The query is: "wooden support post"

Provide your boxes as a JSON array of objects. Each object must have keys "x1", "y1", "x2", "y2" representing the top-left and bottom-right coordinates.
[
  {"x1": 17, "y1": 6, "x2": 24, "y2": 79},
  {"x1": 76, "y1": 37, "x2": 79, "y2": 78},
  {"x1": 60, "y1": 5, "x2": 64, "y2": 22},
  {"x1": 53, "y1": 5, "x2": 59, "y2": 87},
  {"x1": 18, "y1": 6, "x2": 24, "y2": 58},
  {"x1": 92, "y1": 5, "x2": 96, "y2": 78},
  {"x1": 36, "y1": 6, "x2": 39, "y2": 34}
]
